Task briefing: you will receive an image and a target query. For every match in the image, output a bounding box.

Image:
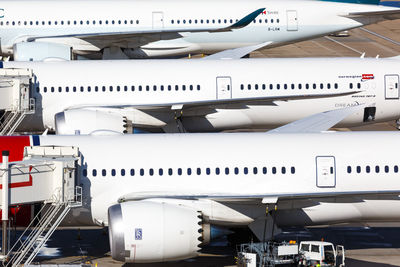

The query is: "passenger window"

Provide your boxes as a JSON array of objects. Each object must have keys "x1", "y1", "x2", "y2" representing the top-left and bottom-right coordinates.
[
  {"x1": 146, "y1": 85, "x2": 149, "y2": 91},
  {"x1": 262, "y1": 84, "x2": 266, "y2": 90},
  {"x1": 168, "y1": 168, "x2": 173, "y2": 175},
  {"x1": 263, "y1": 167, "x2": 267, "y2": 174},
  {"x1": 375, "y1": 166, "x2": 380, "y2": 173},
  {"x1": 356, "y1": 166, "x2": 361, "y2": 173},
  {"x1": 269, "y1": 84, "x2": 273, "y2": 90},
  {"x1": 298, "y1": 84, "x2": 302, "y2": 90},
  {"x1": 350, "y1": 83, "x2": 353, "y2": 89},
  {"x1": 121, "y1": 169, "x2": 125, "y2": 176},
  {"x1": 253, "y1": 167, "x2": 258, "y2": 174},
  {"x1": 225, "y1": 167, "x2": 229, "y2": 175},
  {"x1": 161, "y1": 85, "x2": 164, "y2": 91},
  {"x1": 182, "y1": 85, "x2": 186, "y2": 91},
  {"x1": 272, "y1": 167, "x2": 277, "y2": 174},
  {"x1": 149, "y1": 168, "x2": 154, "y2": 176},
  {"x1": 51, "y1": 87, "x2": 55, "y2": 93},
  {"x1": 244, "y1": 167, "x2": 248, "y2": 175},
  {"x1": 178, "y1": 168, "x2": 182, "y2": 175},
  {"x1": 117, "y1": 85, "x2": 120, "y2": 91},
  {"x1": 327, "y1": 83, "x2": 331, "y2": 89},
  {"x1": 109, "y1": 86, "x2": 113, "y2": 92},
  {"x1": 366, "y1": 166, "x2": 370, "y2": 173},
  {"x1": 357, "y1": 83, "x2": 361, "y2": 89},
  {"x1": 313, "y1": 84, "x2": 316, "y2": 89},
  {"x1": 281, "y1": 167, "x2": 286, "y2": 174},
  {"x1": 102, "y1": 169, "x2": 106, "y2": 176},
  {"x1": 58, "y1": 87, "x2": 62, "y2": 92},
  {"x1": 159, "y1": 168, "x2": 163, "y2": 176},
  {"x1": 347, "y1": 166, "x2": 352, "y2": 173},
  {"x1": 385, "y1": 165, "x2": 389, "y2": 173},
  {"x1": 190, "y1": 85, "x2": 193, "y2": 91},
  {"x1": 102, "y1": 86, "x2": 106, "y2": 92},
  {"x1": 215, "y1": 167, "x2": 220, "y2": 175},
  {"x1": 175, "y1": 85, "x2": 179, "y2": 91},
  {"x1": 248, "y1": 84, "x2": 251, "y2": 90},
  {"x1": 95, "y1": 86, "x2": 98, "y2": 92},
  {"x1": 334, "y1": 83, "x2": 338, "y2": 89},
  {"x1": 234, "y1": 167, "x2": 239, "y2": 175},
  {"x1": 284, "y1": 84, "x2": 287, "y2": 90},
  {"x1": 255, "y1": 84, "x2": 258, "y2": 90},
  {"x1": 197, "y1": 168, "x2": 201, "y2": 175},
  {"x1": 277, "y1": 84, "x2": 280, "y2": 90},
  {"x1": 153, "y1": 85, "x2": 157, "y2": 91},
  {"x1": 87, "y1": 86, "x2": 91, "y2": 92},
  {"x1": 320, "y1": 83, "x2": 324, "y2": 89},
  {"x1": 197, "y1": 85, "x2": 201, "y2": 91},
  {"x1": 291, "y1": 84, "x2": 295, "y2": 90},
  {"x1": 131, "y1": 85, "x2": 135, "y2": 91},
  {"x1": 395, "y1": 166, "x2": 399, "y2": 173},
  {"x1": 241, "y1": 84, "x2": 244, "y2": 90},
  {"x1": 140, "y1": 169, "x2": 144, "y2": 176},
  {"x1": 92, "y1": 169, "x2": 97, "y2": 177},
  {"x1": 206, "y1": 168, "x2": 211, "y2": 175},
  {"x1": 291, "y1": 167, "x2": 295, "y2": 174}
]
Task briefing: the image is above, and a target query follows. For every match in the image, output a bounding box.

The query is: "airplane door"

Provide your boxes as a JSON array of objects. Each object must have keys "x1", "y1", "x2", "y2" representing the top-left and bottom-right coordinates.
[
  {"x1": 216, "y1": 76, "x2": 232, "y2": 100},
  {"x1": 385, "y1": 74, "x2": 399, "y2": 99},
  {"x1": 316, "y1": 156, "x2": 336, "y2": 188},
  {"x1": 152, "y1": 12, "x2": 164, "y2": 29},
  {"x1": 286, "y1": 10, "x2": 298, "y2": 31}
]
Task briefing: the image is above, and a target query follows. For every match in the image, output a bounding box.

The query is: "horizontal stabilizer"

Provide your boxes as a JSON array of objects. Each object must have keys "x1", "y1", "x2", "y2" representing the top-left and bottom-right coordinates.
[
  {"x1": 343, "y1": 9, "x2": 400, "y2": 19},
  {"x1": 204, "y1": 41, "x2": 272, "y2": 60},
  {"x1": 268, "y1": 104, "x2": 367, "y2": 133}
]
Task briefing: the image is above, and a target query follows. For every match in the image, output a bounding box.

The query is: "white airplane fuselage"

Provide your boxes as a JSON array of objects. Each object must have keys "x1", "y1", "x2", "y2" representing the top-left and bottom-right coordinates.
[
  {"x1": 4, "y1": 132, "x2": 400, "y2": 227},
  {"x1": 4, "y1": 57, "x2": 400, "y2": 133},
  {"x1": 3, "y1": 132, "x2": 400, "y2": 262},
  {"x1": 0, "y1": 0, "x2": 398, "y2": 58}
]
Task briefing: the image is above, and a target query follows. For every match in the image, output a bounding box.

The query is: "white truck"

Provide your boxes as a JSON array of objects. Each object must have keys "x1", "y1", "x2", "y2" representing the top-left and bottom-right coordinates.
[
  {"x1": 298, "y1": 241, "x2": 345, "y2": 267},
  {"x1": 237, "y1": 240, "x2": 345, "y2": 267}
]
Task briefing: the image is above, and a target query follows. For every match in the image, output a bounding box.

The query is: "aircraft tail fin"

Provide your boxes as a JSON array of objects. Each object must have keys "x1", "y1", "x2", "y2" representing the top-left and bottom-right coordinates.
[
  {"x1": 320, "y1": 0, "x2": 380, "y2": 5},
  {"x1": 379, "y1": 1, "x2": 400, "y2": 7}
]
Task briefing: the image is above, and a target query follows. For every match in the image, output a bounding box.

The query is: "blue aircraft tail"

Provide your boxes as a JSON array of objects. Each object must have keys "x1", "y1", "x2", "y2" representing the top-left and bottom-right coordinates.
[
  {"x1": 379, "y1": 1, "x2": 400, "y2": 7},
  {"x1": 320, "y1": 0, "x2": 380, "y2": 5}
]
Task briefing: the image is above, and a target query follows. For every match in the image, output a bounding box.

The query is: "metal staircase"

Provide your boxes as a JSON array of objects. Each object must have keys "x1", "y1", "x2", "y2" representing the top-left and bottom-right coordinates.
[
  {"x1": 0, "y1": 68, "x2": 35, "y2": 135},
  {"x1": 5, "y1": 186, "x2": 82, "y2": 267}
]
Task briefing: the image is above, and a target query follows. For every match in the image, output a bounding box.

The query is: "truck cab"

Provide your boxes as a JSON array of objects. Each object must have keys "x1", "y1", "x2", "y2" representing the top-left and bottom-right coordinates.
[{"x1": 299, "y1": 241, "x2": 345, "y2": 267}]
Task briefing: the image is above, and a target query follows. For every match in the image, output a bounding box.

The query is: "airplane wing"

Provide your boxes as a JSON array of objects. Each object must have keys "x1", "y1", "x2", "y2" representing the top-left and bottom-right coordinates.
[
  {"x1": 117, "y1": 189, "x2": 400, "y2": 204},
  {"x1": 64, "y1": 90, "x2": 361, "y2": 111},
  {"x1": 268, "y1": 103, "x2": 367, "y2": 133},
  {"x1": 25, "y1": 8, "x2": 265, "y2": 44},
  {"x1": 203, "y1": 41, "x2": 273, "y2": 60}
]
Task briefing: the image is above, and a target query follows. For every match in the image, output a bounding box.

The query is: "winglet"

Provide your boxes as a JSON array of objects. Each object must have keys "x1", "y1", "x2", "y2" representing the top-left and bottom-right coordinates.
[
  {"x1": 268, "y1": 104, "x2": 367, "y2": 133},
  {"x1": 204, "y1": 41, "x2": 272, "y2": 60},
  {"x1": 231, "y1": 8, "x2": 266, "y2": 29},
  {"x1": 212, "y1": 8, "x2": 265, "y2": 32}
]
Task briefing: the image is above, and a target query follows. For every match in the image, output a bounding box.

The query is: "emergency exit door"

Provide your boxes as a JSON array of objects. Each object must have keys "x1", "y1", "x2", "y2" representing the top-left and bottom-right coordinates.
[
  {"x1": 384, "y1": 74, "x2": 399, "y2": 99},
  {"x1": 152, "y1": 12, "x2": 164, "y2": 29},
  {"x1": 216, "y1": 76, "x2": 232, "y2": 100},
  {"x1": 316, "y1": 156, "x2": 336, "y2": 188},
  {"x1": 286, "y1": 10, "x2": 298, "y2": 31}
]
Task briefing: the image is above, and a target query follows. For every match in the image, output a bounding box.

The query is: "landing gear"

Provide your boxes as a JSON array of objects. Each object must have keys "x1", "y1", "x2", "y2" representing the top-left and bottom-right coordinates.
[{"x1": 396, "y1": 119, "x2": 400, "y2": 130}]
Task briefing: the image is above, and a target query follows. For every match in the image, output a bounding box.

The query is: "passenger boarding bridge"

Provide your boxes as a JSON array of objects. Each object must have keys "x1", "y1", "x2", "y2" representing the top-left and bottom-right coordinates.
[
  {"x1": 0, "y1": 146, "x2": 82, "y2": 267},
  {"x1": 0, "y1": 68, "x2": 34, "y2": 135}
]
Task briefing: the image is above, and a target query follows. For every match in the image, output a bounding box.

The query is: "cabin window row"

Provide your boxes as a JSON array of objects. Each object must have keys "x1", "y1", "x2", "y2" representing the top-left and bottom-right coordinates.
[
  {"x1": 84, "y1": 166, "x2": 296, "y2": 177},
  {"x1": 240, "y1": 82, "x2": 362, "y2": 90},
  {"x1": 38, "y1": 84, "x2": 202, "y2": 93},
  {"x1": 169, "y1": 18, "x2": 280, "y2": 25},
  {"x1": 347, "y1": 165, "x2": 399, "y2": 174},
  {"x1": 0, "y1": 20, "x2": 140, "y2": 26}
]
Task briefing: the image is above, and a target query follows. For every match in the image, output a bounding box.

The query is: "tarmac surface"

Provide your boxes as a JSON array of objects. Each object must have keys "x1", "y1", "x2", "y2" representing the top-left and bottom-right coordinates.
[{"x1": 13, "y1": 13, "x2": 400, "y2": 267}]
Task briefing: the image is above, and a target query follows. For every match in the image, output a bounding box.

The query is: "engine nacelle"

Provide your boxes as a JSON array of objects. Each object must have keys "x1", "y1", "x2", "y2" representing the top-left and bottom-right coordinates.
[
  {"x1": 55, "y1": 109, "x2": 130, "y2": 134},
  {"x1": 108, "y1": 201, "x2": 204, "y2": 263},
  {"x1": 13, "y1": 42, "x2": 72, "y2": 61}
]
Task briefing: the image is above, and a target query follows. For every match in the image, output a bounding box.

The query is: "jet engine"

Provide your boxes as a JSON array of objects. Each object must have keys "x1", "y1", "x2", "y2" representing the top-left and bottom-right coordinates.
[
  {"x1": 108, "y1": 201, "x2": 209, "y2": 263},
  {"x1": 13, "y1": 42, "x2": 72, "y2": 61},
  {"x1": 55, "y1": 109, "x2": 132, "y2": 134}
]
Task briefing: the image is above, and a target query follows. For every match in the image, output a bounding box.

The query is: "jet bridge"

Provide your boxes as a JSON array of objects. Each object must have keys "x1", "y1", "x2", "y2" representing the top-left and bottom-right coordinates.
[
  {"x1": 0, "y1": 145, "x2": 82, "y2": 267},
  {"x1": 0, "y1": 68, "x2": 35, "y2": 135}
]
